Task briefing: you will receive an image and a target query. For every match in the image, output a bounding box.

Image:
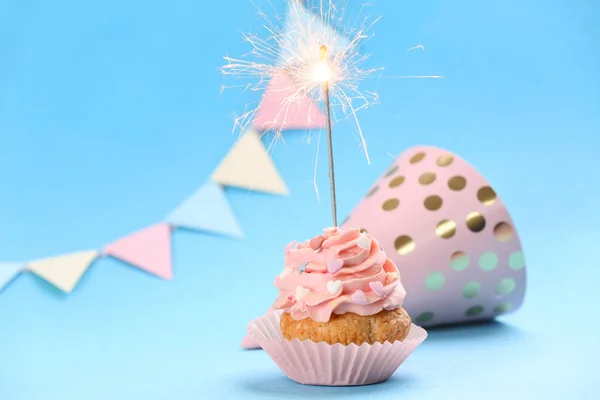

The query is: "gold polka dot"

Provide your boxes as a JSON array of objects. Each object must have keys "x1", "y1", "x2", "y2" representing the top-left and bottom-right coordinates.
[
  {"x1": 477, "y1": 186, "x2": 497, "y2": 206},
  {"x1": 448, "y1": 176, "x2": 467, "y2": 191},
  {"x1": 389, "y1": 176, "x2": 405, "y2": 188},
  {"x1": 384, "y1": 165, "x2": 398, "y2": 178},
  {"x1": 424, "y1": 195, "x2": 443, "y2": 211},
  {"x1": 436, "y1": 154, "x2": 454, "y2": 167},
  {"x1": 410, "y1": 152, "x2": 426, "y2": 164},
  {"x1": 360, "y1": 228, "x2": 368, "y2": 233},
  {"x1": 365, "y1": 186, "x2": 379, "y2": 197},
  {"x1": 395, "y1": 236, "x2": 415, "y2": 255},
  {"x1": 466, "y1": 212, "x2": 486, "y2": 232},
  {"x1": 419, "y1": 172, "x2": 437, "y2": 185},
  {"x1": 493, "y1": 222, "x2": 514, "y2": 242},
  {"x1": 382, "y1": 198, "x2": 400, "y2": 211},
  {"x1": 436, "y1": 220, "x2": 457, "y2": 239}
]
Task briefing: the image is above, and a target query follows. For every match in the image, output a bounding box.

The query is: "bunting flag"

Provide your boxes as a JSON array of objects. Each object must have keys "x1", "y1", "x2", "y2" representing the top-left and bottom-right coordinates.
[
  {"x1": 104, "y1": 223, "x2": 173, "y2": 280},
  {"x1": 0, "y1": 262, "x2": 25, "y2": 292},
  {"x1": 253, "y1": 69, "x2": 326, "y2": 132},
  {"x1": 211, "y1": 129, "x2": 289, "y2": 195},
  {"x1": 27, "y1": 250, "x2": 99, "y2": 293},
  {"x1": 166, "y1": 181, "x2": 244, "y2": 238}
]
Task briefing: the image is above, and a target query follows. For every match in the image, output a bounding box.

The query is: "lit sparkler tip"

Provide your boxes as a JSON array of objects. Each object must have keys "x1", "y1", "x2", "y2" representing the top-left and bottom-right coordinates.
[
  {"x1": 313, "y1": 45, "x2": 333, "y2": 83},
  {"x1": 320, "y1": 45, "x2": 328, "y2": 58}
]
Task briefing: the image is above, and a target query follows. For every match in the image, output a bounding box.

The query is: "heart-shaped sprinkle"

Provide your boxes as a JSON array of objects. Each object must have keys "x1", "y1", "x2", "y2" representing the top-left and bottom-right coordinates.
[
  {"x1": 309, "y1": 235, "x2": 325, "y2": 251},
  {"x1": 369, "y1": 281, "x2": 385, "y2": 297},
  {"x1": 295, "y1": 286, "x2": 310, "y2": 300},
  {"x1": 357, "y1": 233, "x2": 371, "y2": 250},
  {"x1": 326, "y1": 259, "x2": 344, "y2": 274},
  {"x1": 326, "y1": 280, "x2": 342, "y2": 294},
  {"x1": 387, "y1": 272, "x2": 400, "y2": 282},
  {"x1": 298, "y1": 262, "x2": 308, "y2": 273},
  {"x1": 351, "y1": 290, "x2": 368, "y2": 305},
  {"x1": 284, "y1": 242, "x2": 295, "y2": 255},
  {"x1": 279, "y1": 268, "x2": 292, "y2": 279}
]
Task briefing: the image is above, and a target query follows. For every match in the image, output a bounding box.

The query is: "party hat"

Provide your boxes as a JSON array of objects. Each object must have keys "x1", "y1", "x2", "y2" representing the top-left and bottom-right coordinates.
[{"x1": 342, "y1": 146, "x2": 526, "y2": 327}]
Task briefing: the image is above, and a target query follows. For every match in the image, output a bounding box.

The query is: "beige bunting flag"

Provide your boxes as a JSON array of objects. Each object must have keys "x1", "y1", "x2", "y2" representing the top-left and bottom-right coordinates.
[
  {"x1": 27, "y1": 250, "x2": 100, "y2": 293},
  {"x1": 211, "y1": 129, "x2": 289, "y2": 195}
]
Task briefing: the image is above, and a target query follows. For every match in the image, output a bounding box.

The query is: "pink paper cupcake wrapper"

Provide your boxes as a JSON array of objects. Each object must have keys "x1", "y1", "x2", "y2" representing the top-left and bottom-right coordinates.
[{"x1": 248, "y1": 310, "x2": 428, "y2": 386}]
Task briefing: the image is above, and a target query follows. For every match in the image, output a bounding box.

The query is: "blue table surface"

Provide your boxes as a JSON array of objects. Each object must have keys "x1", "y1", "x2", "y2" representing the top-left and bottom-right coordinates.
[{"x1": 1, "y1": 0, "x2": 598, "y2": 399}]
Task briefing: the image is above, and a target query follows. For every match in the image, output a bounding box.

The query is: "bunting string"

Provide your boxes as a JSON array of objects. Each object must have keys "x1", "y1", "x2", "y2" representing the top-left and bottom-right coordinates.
[
  {"x1": 0, "y1": 71, "x2": 323, "y2": 295},
  {"x1": 0, "y1": 126, "x2": 293, "y2": 294}
]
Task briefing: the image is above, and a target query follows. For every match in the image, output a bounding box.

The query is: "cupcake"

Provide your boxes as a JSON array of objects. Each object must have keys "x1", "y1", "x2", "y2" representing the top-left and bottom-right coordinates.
[
  {"x1": 274, "y1": 227, "x2": 411, "y2": 345},
  {"x1": 247, "y1": 227, "x2": 427, "y2": 386}
]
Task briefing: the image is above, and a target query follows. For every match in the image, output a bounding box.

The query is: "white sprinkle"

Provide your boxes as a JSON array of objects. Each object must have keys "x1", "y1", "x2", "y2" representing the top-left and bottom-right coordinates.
[{"x1": 357, "y1": 233, "x2": 371, "y2": 250}]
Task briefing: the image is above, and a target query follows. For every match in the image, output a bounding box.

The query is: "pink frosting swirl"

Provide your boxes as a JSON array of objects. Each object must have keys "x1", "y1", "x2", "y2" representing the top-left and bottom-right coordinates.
[{"x1": 273, "y1": 228, "x2": 407, "y2": 323}]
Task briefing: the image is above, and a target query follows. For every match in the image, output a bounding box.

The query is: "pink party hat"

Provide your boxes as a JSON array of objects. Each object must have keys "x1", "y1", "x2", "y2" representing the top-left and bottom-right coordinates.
[{"x1": 342, "y1": 146, "x2": 526, "y2": 327}]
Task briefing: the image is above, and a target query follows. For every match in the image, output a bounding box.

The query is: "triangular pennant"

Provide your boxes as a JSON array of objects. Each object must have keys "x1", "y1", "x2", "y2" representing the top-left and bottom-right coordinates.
[
  {"x1": 0, "y1": 262, "x2": 25, "y2": 292},
  {"x1": 253, "y1": 69, "x2": 326, "y2": 132},
  {"x1": 104, "y1": 224, "x2": 173, "y2": 280},
  {"x1": 27, "y1": 250, "x2": 99, "y2": 293},
  {"x1": 278, "y1": 2, "x2": 352, "y2": 66},
  {"x1": 166, "y1": 181, "x2": 244, "y2": 237},
  {"x1": 211, "y1": 129, "x2": 289, "y2": 195}
]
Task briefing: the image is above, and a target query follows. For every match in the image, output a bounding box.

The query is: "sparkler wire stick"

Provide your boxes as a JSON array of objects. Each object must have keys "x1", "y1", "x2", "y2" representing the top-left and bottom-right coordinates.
[{"x1": 320, "y1": 45, "x2": 337, "y2": 227}]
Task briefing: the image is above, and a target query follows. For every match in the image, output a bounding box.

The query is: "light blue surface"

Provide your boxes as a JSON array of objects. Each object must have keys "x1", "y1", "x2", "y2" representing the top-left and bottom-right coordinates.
[
  {"x1": 0, "y1": 0, "x2": 598, "y2": 399},
  {"x1": 166, "y1": 181, "x2": 244, "y2": 238},
  {"x1": 0, "y1": 262, "x2": 25, "y2": 291}
]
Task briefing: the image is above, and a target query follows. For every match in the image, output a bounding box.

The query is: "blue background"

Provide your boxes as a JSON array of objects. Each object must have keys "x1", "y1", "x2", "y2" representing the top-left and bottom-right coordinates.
[{"x1": 1, "y1": 0, "x2": 598, "y2": 399}]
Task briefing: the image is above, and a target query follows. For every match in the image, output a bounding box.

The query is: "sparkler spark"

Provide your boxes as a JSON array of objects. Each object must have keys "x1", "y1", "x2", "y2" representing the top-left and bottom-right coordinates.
[
  {"x1": 407, "y1": 43, "x2": 425, "y2": 51},
  {"x1": 221, "y1": 0, "x2": 381, "y2": 159}
]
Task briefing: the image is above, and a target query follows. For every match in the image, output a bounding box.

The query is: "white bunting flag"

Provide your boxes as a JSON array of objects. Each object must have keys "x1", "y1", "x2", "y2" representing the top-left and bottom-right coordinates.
[
  {"x1": 27, "y1": 250, "x2": 100, "y2": 293},
  {"x1": 211, "y1": 129, "x2": 289, "y2": 195}
]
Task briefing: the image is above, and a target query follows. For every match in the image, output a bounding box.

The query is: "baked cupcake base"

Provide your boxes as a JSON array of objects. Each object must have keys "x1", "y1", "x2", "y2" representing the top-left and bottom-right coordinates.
[{"x1": 280, "y1": 308, "x2": 412, "y2": 346}]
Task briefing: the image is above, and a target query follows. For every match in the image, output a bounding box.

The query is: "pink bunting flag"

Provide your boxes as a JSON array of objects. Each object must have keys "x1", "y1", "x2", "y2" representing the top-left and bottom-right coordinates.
[
  {"x1": 253, "y1": 69, "x2": 327, "y2": 132},
  {"x1": 104, "y1": 223, "x2": 173, "y2": 280}
]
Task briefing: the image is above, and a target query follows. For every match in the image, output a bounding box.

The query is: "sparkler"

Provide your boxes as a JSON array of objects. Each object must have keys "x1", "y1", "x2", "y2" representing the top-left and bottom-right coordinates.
[
  {"x1": 222, "y1": 0, "x2": 441, "y2": 227},
  {"x1": 318, "y1": 44, "x2": 338, "y2": 226}
]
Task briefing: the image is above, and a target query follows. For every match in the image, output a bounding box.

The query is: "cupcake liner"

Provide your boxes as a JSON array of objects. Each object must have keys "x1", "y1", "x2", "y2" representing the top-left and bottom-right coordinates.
[
  {"x1": 241, "y1": 307, "x2": 275, "y2": 349},
  {"x1": 240, "y1": 334, "x2": 261, "y2": 349},
  {"x1": 248, "y1": 310, "x2": 427, "y2": 386}
]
